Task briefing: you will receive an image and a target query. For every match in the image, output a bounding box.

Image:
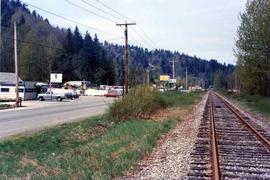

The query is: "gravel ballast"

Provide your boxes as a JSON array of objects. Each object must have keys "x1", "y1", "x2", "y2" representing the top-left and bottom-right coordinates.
[{"x1": 122, "y1": 94, "x2": 208, "y2": 179}]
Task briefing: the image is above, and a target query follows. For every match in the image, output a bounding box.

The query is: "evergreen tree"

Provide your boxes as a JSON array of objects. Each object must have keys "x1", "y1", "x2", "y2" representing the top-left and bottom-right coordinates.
[
  {"x1": 72, "y1": 26, "x2": 83, "y2": 54},
  {"x1": 213, "y1": 70, "x2": 224, "y2": 90},
  {"x1": 79, "y1": 32, "x2": 94, "y2": 81}
]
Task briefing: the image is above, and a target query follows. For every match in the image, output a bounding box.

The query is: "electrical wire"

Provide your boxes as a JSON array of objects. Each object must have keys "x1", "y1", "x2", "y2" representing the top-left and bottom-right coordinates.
[
  {"x1": 130, "y1": 27, "x2": 155, "y2": 49},
  {"x1": 1, "y1": 25, "x2": 124, "y2": 45},
  {"x1": 63, "y1": 0, "x2": 117, "y2": 24},
  {"x1": 93, "y1": 0, "x2": 136, "y2": 23},
  {"x1": 1, "y1": 35, "x2": 63, "y2": 50},
  {"x1": 80, "y1": 0, "x2": 126, "y2": 22},
  {"x1": 22, "y1": 1, "x2": 123, "y2": 38},
  {"x1": 136, "y1": 25, "x2": 157, "y2": 48},
  {"x1": 63, "y1": 0, "x2": 139, "y2": 46},
  {"x1": 91, "y1": 0, "x2": 158, "y2": 48}
]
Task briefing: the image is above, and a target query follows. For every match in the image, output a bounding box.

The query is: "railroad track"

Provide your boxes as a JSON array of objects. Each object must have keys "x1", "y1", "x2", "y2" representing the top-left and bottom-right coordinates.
[{"x1": 187, "y1": 92, "x2": 270, "y2": 179}]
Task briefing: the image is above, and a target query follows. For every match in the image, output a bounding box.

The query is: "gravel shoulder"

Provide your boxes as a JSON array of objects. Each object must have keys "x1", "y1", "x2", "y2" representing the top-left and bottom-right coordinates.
[
  {"x1": 221, "y1": 94, "x2": 270, "y2": 136},
  {"x1": 122, "y1": 93, "x2": 208, "y2": 179}
]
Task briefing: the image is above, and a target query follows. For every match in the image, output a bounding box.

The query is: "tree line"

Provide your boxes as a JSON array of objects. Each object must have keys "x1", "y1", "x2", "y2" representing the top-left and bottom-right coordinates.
[
  {"x1": 235, "y1": 0, "x2": 270, "y2": 97},
  {"x1": 0, "y1": 0, "x2": 234, "y2": 88}
]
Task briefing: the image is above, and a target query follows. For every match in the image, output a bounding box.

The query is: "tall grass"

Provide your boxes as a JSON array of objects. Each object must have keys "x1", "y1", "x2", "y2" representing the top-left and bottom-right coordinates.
[
  {"x1": 161, "y1": 91, "x2": 205, "y2": 108},
  {"x1": 109, "y1": 86, "x2": 167, "y2": 122},
  {"x1": 222, "y1": 92, "x2": 270, "y2": 118},
  {"x1": 0, "y1": 104, "x2": 13, "y2": 110}
]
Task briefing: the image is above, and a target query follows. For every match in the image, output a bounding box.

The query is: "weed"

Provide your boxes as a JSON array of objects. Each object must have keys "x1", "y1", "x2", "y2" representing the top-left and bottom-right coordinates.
[{"x1": 109, "y1": 86, "x2": 167, "y2": 122}]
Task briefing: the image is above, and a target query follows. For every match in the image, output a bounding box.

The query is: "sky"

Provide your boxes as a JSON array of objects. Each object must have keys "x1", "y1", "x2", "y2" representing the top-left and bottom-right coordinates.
[{"x1": 24, "y1": 0, "x2": 247, "y2": 65}]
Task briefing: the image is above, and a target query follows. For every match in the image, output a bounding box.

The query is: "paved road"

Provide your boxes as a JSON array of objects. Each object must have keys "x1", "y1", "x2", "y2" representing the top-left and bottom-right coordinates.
[{"x1": 0, "y1": 96, "x2": 114, "y2": 139}]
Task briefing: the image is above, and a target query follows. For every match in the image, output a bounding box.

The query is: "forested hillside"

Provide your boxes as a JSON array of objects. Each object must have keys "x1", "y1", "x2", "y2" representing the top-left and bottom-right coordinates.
[{"x1": 0, "y1": 0, "x2": 234, "y2": 88}]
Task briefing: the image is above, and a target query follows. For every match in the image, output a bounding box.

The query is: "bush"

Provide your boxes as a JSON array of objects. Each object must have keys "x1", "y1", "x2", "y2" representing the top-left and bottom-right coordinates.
[{"x1": 109, "y1": 85, "x2": 167, "y2": 122}]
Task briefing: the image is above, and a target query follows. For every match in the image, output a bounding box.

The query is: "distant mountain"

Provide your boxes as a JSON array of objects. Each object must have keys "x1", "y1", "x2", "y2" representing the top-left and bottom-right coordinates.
[{"x1": 0, "y1": 0, "x2": 234, "y2": 88}]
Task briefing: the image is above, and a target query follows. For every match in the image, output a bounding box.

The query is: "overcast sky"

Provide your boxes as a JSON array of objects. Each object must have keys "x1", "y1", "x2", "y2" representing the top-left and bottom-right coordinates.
[{"x1": 24, "y1": 0, "x2": 247, "y2": 64}]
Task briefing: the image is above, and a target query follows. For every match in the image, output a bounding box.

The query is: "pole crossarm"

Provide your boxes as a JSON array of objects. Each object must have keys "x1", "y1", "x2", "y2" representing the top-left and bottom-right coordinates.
[{"x1": 116, "y1": 23, "x2": 136, "y2": 26}]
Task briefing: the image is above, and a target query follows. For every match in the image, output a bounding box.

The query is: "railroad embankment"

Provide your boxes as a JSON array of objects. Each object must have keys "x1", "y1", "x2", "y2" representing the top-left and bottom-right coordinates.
[{"x1": 0, "y1": 87, "x2": 204, "y2": 179}]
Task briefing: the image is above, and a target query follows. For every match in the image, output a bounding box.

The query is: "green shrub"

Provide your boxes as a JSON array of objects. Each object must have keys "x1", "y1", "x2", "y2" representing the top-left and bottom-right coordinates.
[{"x1": 109, "y1": 85, "x2": 167, "y2": 122}]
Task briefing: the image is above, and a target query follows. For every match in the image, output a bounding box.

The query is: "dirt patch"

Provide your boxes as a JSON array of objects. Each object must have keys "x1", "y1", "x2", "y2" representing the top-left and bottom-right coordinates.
[
  {"x1": 36, "y1": 166, "x2": 48, "y2": 177},
  {"x1": 74, "y1": 125, "x2": 108, "y2": 142},
  {"x1": 111, "y1": 147, "x2": 129, "y2": 159},
  {"x1": 151, "y1": 107, "x2": 190, "y2": 121},
  {"x1": 20, "y1": 157, "x2": 63, "y2": 177},
  {"x1": 21, "y1": 173, "x2": 33, "y2": 180},
  {"x1": 20, "y1": 157, "x2": 38, "y2": 167},
  {"x1": 50, "y1": 167, "x2": 63, "y2": 176},
  {"x1": 111, "y1": 144, "x2": 140, "y2": 159}
]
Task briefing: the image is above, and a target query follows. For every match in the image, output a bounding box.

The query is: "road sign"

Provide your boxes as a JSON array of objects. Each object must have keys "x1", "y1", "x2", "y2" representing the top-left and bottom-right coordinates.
[
  {"x1": 169, "y1": 79, "x2": 177, "y2": 83},
  {"x1": 160, "y1": 75, "x2": 170, "y2": 81},
  {"x1": 50, "y1": 73, "x2": 63, "y2": 83}
]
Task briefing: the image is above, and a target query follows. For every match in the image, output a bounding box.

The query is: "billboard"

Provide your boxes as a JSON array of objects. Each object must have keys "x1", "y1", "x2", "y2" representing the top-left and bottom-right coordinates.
[
  {"x1": 50, "y1": 73, "x2": 63, "y2": 83},
  {"x1": 160, "y1": 75, "x2": 170, "y2": 81}
]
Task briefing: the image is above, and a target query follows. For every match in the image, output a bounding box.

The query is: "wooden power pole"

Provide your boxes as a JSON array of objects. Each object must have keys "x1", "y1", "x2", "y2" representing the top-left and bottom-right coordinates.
[
  {"x1": 0, "y1": 0, "x2": 2, "y2": 65},
  {"x1": 170, "y1": 59, "x2": 179, "y2": 79},
  {"x1": 186, "y1": 67, "x2": 188, "y2": 90},
  {"x1": 116, "y1": 22, "x2": 136, "y2": 94},
  {"x1": 14, "y1": 22, "x2": 20, "y2": 107}
]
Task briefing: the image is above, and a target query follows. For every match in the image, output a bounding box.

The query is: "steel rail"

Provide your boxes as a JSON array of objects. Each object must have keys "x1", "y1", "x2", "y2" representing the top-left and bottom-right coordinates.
[
  {"x1": 209, "y1": 94, "x2": 221, "y2": 180},
  {"x1": 214, "y1": 92, "x2": 270, "y2": 151}
]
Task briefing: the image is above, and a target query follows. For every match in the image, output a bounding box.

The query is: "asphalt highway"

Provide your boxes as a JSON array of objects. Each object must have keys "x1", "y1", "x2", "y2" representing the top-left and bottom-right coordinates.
[{"x1": 0, "y1": 96, "x2": 114, "y2": 139}]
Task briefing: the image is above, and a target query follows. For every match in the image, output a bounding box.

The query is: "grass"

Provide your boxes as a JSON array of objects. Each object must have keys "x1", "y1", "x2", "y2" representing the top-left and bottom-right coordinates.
[
  {"x1": 0, "y1": 114, "x2": 176, "y2": 179},
  {"x1": 161, "y1": 91, "x2": 205, "y2": 108},
  {"x1": 0, "y1": 104, "x2": 14, "y2": 110},
  {"x1": 221, "y1": 92, "x2": 270, "y2": 118},
  {"x1": 0, "y1": 90, "x2": 204, "y2": 179}
]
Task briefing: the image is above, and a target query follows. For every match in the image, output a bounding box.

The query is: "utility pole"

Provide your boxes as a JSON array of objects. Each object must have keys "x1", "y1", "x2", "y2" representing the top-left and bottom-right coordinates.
[
  {"x1": 186, "y1": 67, "x2": 188, "y2": 90},
  {"x1": 116, "y1": 22, "x2": 136, "y2": 94},
  {"x1": 234, "y1": 71, "x2": 237, "y2": 91},
  {"x1": 147, "y1": 68, "x2": 150, "y2": 85},
  {"x1": 14, "y1": 22, "x2": 19, "y2": 107},
  {"x1": 0, "y1": 0, "x2": 2, "y2": 65},
  {"x1": 170, "y1": 59, "x2": 179, "y2": 79},
  {"x1": 170, "y1": 60, "x2": 175, "y2": 79}
]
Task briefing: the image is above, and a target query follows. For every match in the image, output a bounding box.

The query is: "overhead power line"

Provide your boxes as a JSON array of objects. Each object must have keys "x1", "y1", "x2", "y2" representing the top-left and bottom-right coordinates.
[
  {"x1": 105, "y1": 37, "x2": 124, "y2": 42},
  {"x1": 94, "y1": 0, "x2": 136, "y2": 23},
  {"x1": 130, "y1": 27, "x2": 155, "y2": 49},
  {"x1": 136, "y1": 25, "x2": 157, "y2": 48},
  {"x1": 2, "y1": 35, "x2": 63, "y2": 50},
  {"x1": 63, "y1": 0, "x2": 117, "y2": 24},
  {"x1": 1, "y1": 24, "x2": 124, "y2": 45},
  {"x1": 92, "y1": 0, "x2": 158, "y2": 49},
  {"x1": 80, "y1": 0, "x2": 126, "y2": 22},
  {"x1": 63, "y1": 0, "x2": 145, "y2": 47},
  {"x1": 22, "y1": 1, "x2": 123, "y2": 38}
]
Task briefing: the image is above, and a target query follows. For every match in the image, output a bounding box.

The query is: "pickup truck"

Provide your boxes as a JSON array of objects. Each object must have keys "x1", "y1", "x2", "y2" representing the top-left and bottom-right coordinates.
[{"x1": 37, "y1": 91, "x2": 65, "y2": 101}]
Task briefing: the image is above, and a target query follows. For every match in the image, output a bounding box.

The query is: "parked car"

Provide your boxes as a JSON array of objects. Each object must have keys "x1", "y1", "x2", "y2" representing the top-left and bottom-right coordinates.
[
  {"x1": 37, "y1": 91, "x2": 65, "y2": 101},
  {"x1": 104, "y1": 90, "x2": 121, "y2": 97},
  {"x1": 65, "y1": 91, "x2": 80, "y2": 100}
]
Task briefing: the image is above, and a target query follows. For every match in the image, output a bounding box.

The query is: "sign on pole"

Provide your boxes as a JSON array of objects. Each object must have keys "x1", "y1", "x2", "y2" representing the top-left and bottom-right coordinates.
[
  {"x1": 50, "y1": 73, "x2": 63, "y2": 83},
  {"x1": 169, "y1": 79, "x2": 177, "y2": 83},
  {"x1": 160, "y1": 75, "x2": 170, "y2": 81}
]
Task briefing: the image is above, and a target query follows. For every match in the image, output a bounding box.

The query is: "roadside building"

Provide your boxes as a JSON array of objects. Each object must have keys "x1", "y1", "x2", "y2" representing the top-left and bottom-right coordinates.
[{"x1": 0, "y1": 72, "x2": 41, "y2": 101}]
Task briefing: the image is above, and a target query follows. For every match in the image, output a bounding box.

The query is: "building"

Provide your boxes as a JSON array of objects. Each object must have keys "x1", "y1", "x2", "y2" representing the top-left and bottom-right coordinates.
[{"x1": 0, "y1": 72, "x2": 40, "y2": 100}]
